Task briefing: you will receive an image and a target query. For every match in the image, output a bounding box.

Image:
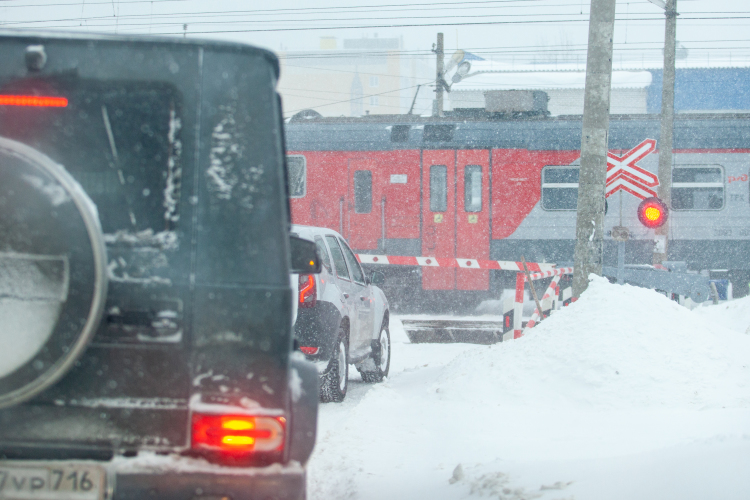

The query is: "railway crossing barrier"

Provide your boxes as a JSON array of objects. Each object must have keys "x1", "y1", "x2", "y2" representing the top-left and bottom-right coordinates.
[
  {"x1": 355, "y1": 254, "x2": 555, "y2": 272},
  {"x1": 356, "y1": 252, "x2": 572, "y2": 344},
  {"x1": 511, "y1": 267, "x2": 574, "y2": 340},
  {"x1": 357, "y1": 252, "x2": 714, "y2": 344}
]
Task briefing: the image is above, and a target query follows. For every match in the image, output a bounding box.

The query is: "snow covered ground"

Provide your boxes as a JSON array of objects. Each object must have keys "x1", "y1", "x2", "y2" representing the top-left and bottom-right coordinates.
[{"x1": 307, "y1": 277, "x2": 750, "y2": 500}]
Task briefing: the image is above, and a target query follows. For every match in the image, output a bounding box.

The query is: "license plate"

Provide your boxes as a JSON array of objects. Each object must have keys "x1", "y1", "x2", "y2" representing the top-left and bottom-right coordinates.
[{"x1": 0, "y1": 463, "x2": 105, "y2": 500}]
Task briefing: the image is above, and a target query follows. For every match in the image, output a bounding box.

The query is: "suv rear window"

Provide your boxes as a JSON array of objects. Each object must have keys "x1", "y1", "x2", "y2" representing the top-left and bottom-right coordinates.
[
  {"x1": 339, "y1": 238, "x2": 365, "y2": 284},
  {"x1": 325, "y1": 235, "x2": 350, "y2": 280},
  {"x1": 0, "y1": 80, "x2": 182, "y2": 235},
  {"x1": 314, "y1": 236, "x2": 332, "y2": 274}
]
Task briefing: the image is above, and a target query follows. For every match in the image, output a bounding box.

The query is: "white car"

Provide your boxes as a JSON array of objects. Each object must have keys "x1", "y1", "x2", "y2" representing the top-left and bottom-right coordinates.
[{"x1": 291, "y1": 225, "x2": 390, "y2": 402}]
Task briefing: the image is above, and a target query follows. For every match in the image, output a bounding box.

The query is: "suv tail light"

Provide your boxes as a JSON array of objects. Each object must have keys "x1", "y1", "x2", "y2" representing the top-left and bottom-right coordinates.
[
  {"x1": 191, "y1": 414, "x2": 285, "y2": 462},
  {"x1": 298, "y1": 274, "x2": 316, "y2": 308},
  {"x1": 0, "y1": 95, "x2": 68, "y2": 107}
]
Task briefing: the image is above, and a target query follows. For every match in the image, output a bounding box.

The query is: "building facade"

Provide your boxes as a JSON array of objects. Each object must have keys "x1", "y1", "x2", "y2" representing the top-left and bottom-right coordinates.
[{"x1": 278, "y1": 37, "x2": 434, "y2": 119}]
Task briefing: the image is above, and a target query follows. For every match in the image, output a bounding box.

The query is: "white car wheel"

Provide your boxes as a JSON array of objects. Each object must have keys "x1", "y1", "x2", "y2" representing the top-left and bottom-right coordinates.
[
  {"x1": 337, "y1": 339, "x2": 347, "y2": 392},
  {"x1": 357, "y1": 318, "x2": 390, "y2": 383},
  {"x1": 378, "y1": 327, "x2": 390, "y2": 373}
]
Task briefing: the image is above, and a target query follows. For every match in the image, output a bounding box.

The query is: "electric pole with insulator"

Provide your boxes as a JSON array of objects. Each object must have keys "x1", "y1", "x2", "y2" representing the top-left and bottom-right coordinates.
[
  {"x1": 434, "y1": 33, "x2": 444, "y2": 117},
  {"x1": 653, "y1": 0, "x2": 677, "y2": 265},
  {"x1": 572, "y1": 0, "x2": 617, "y2": 297}
]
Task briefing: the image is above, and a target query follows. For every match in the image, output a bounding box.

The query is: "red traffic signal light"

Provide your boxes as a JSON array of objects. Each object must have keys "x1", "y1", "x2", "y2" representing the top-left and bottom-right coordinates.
[{"x1": 637, "y1": 197, "x2": 668, "y2": 228}]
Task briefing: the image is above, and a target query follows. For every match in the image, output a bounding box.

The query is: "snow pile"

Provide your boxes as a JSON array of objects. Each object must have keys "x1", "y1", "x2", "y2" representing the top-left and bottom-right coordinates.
[
  {"x1": 438, "y1": 276, "x2": 750, "y2": 410},
  {"x1": 693, "y1": 295, "x2": 750, "y2": 335},
  {"x1": 308, "y1": 277, "x2": 750, "y2": 500}
]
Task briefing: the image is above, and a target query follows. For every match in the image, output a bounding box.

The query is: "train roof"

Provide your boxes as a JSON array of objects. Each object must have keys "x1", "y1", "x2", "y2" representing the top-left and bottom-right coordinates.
[{"x1": 285, "y1": 113, "x2": 750, "y2": 152}]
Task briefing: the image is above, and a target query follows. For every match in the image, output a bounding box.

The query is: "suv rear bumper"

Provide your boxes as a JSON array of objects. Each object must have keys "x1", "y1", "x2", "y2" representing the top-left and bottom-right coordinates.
[
  {"x1": 111, "y1": 456, "x2": 305, "y2": 500},
  {"x1": 115, "y1": 467, "x2": 305, "y2": 500},
  {"x1": 0, "y1": 457, "x2": 305, "y2": 500}
]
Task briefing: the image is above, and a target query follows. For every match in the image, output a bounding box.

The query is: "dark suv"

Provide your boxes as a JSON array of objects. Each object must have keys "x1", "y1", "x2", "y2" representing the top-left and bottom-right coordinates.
[{"x1": 0, "y1": 32, "x2": 318, "y2": 500}]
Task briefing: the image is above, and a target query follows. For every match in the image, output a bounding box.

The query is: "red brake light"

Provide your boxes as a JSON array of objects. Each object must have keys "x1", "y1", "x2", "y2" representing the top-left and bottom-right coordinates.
[
  {"x1": 298, "y1": 274, "x2": 316, "y2": 308},
  {"x1": 637, "y1": 197, "x2": 668, "y2": 229},
  {"x1": 0, "y1": 95, "x2": 68, "y2": 107},
  {"x1": 191, "y1": 414, "x2": 285, "y2": 456},
  {"x1": 300, "y1": 346, "x2": 319, "y2": 355}
]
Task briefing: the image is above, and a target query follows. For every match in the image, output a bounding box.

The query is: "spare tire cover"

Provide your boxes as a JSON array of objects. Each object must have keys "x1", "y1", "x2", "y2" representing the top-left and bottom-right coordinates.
[{"x1": 0, "y1": 136, "x2": 107, "y2": 408}]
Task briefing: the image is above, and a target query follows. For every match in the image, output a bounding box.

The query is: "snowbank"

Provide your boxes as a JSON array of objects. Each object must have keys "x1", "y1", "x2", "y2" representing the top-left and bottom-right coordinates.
[
  {"x1": 438, "y1": 276, "x2": 750, "y2": 410},
  {"x1": 693, "y1": 294, "x2": 750, "y2": 335},
  {"x1": 309, "y1": 277, "x2": 750, "y2": 500}
]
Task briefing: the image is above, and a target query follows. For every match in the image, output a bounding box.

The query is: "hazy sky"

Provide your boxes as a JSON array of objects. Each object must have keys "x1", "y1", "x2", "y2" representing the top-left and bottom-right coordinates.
[{"x1": 1, "y1": 0, "x2": 749, "y2": 67}]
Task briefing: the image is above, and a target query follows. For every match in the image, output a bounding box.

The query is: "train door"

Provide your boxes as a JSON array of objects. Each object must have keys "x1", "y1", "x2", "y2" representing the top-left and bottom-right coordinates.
[
  {"x1": 456, "y1": 150, "x2": 490, "y2": 290},
  {"x1": 347, "y1": 158, "x2": 381, "y2": 250},
  {"x1": 422, "y1": 150, "x2": 456, "y2": 289}
]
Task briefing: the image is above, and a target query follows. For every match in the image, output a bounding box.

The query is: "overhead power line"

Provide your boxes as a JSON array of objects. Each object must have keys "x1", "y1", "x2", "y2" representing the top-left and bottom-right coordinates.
[
  {"x1": 0, "y1": 0, "x2": 578, "y2": 24},
  {"x1": 277, "y1": 43, "x2": 750, "y2": 60},
  {"x1": 0, "y1": 0, "x2": 543, "y2": 11},
  {"x1": 283, "y1": 63, "x2": 429, "y2": 80},
  {"x1": 1, "y1": 11, "x2": 632, "y2": 30},
  {"x1": 0, "y1": 6, "x2": 592, "y2": 26},
  {"x1": 141, "y1": 16, "x2": 750, "y2": 35},
  {"x1": 11, "y1": 4, "x2": 748, "y2": 28},
  {"x1": 0, "y1": 0, "x2": 188, "y2": 7}
]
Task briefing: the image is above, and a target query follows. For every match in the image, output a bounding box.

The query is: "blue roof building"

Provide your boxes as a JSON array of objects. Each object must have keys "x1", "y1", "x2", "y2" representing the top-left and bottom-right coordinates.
[{"x1": 647, "y1": 68, "x2": 750, "y2": 113}]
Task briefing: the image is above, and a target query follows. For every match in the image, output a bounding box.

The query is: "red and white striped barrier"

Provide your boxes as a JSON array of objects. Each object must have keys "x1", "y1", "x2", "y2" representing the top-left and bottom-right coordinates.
[
  {"x1": 510, "y1": 267, "x2": 574, "y2": 340},
  {"x1": 527, "y1": 267, "x2": 574, "y2": 280},
  {"x1": 524, "y1": 275, "x2": 561, "y2": 332},
  {"x1": 353, "y1": 252, "x2": 571, "y2": 343},
  {"x1": 356, "y1": 254, "x2": 555, "y2": 272}
]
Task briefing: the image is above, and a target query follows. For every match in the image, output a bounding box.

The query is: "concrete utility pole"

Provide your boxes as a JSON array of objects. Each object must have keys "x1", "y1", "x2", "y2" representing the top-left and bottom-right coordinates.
[
  {"x1": 434, "y1": 32, "x2": 444, "y2": 117},
  {"x1": 572, "y1": 0, "x2": 617, "y2": 297},
  {"x1": 654, "y1": 0, "x2": 677, "y2": 265}
]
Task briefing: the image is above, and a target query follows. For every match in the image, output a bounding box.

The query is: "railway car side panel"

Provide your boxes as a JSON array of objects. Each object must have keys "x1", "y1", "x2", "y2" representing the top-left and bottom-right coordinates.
[
  {"x1": 289, "y1": 151, "x2": 349, "y2": 233},
  {"x1": 456, "y1": 150, "x2": 490, "y2": 290},
  {"x1": 381, "y1": 150, "x2": 421, "y2": 247},
  {"x1": 491, "y1": 149, "x2": 580, "y2": 239},
  {"x1": 348, "y1": 157, "x2": 382, "y2": 250},
  {"x1": 422, "y1": 150, "x2": 456, "y2": 290}
]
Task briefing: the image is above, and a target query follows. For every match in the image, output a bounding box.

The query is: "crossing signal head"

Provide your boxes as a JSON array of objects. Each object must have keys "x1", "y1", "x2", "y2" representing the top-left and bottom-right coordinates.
[{"x1": 637, "y1": 197, "x2": 668, "y2": 229}]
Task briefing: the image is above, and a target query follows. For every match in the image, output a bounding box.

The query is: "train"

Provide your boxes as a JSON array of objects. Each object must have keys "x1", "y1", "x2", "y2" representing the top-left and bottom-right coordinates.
[{"x1": 285, "y1": 109, "x2": 750, "y2": 312}]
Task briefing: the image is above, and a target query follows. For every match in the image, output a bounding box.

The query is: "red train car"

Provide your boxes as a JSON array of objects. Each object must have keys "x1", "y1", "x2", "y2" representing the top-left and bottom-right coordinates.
[{"x1": 286, "y1": 114, "x2": 750, "y2": 312}]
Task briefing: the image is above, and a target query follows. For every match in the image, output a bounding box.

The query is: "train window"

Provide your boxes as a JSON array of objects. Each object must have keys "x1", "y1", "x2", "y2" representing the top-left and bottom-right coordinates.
[
  {"x1": 423, "y1": 124, "x2": 454, "y2": 142},
  {"x1": 464, "y1": 165, "x2": 482, "y2": 212},
  {"x1": 287, "y1": 155, "x2": 306, "y2": 198},
  {"x1": 430, "y1": 165, "x2": 448, "y2": 212},
  {"x1": 325, "y1": 235, "x2": 350, "y2": 281},
  {"x1": 542, "y1": 166, "x2": 579, "y2": 210},
  {"x1": 391, "y1": 125, "x2": 410, "y2": 143},
  {"x1": 354, "y1": 170, "x2": 372, "y2": 213},
  {"x1": 672, "y1": 166, "x2": 724, "y2": 210}
]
